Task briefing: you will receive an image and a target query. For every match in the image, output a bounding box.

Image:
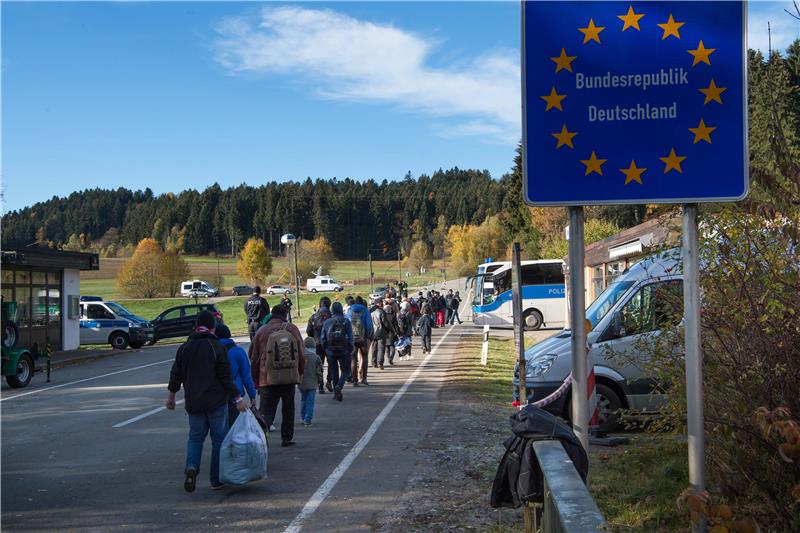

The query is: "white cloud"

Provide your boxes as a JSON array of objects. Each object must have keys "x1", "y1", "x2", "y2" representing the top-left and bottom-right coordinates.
[
  {"x1": 747, "y1": 1, "x2": 800, "y2": 54},
  {"x1": 213, "y1": 6, "x2": 520, "y2": 143}
]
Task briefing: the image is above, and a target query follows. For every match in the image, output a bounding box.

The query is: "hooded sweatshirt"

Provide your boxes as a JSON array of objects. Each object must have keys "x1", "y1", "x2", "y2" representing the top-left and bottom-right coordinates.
[{"x1": 320, "y1": 302, "x2": 354, "y2": 357}]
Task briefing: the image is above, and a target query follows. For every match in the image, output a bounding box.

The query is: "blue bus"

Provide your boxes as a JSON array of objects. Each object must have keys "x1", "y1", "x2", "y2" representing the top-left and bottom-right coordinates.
[{"x1": 471, "y1": 260, "x2": 566, "y2": 330}]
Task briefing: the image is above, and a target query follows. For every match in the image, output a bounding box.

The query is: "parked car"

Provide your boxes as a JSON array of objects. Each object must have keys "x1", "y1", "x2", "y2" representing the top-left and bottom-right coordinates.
[
  {"x1": 79, "y1": 298, "x2": 154, "y2": 349},
  {"x1": 306, "y1": 275, "x2": 342, "y2": 293},
  {"x1": 150, "y1": 304, "x2": 224, "y2": 345},
  {"x1": 180, "y1": 280, "x2": 219, "y2": 298},
  {"x1": 369, "y1": 287, "x2": 388, "y2": 301},
  {"x1": 513, "y1": 250, "x2": 683, "y2": 433},
  {"x1": 231, "y1": 285, "x2": 253, "y2": 296},
  {"x1": 266, "y1": 285, "x2": 294, "y2": 295}
]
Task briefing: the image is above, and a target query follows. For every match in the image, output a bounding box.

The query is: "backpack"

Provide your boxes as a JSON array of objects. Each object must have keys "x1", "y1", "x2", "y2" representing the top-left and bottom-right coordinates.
[
  {"x1": 263, "y1": 323, "x2": 299, "y2": 385},
  {"x1": 311, "y1": 309, "x2": 331, "y2": 346},
  {"x1": 328, "y1": 317, "x2": 349, "y2": 352},
  {"x1": 351, "y1": 309, "x2": 366, "y2": 343}
]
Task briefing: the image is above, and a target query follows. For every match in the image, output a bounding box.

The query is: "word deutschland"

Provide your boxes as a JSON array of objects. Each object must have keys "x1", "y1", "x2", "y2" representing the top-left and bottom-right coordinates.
[
  {"x1": 576, "y1": 68, "x2": 689, "y2": 92},
  {"x1": 588, "y1": 103, "x2": 678, "y2": 122}
]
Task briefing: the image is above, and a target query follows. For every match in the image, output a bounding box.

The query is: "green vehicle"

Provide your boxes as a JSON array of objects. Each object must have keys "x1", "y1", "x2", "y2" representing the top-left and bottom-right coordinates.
[{"x1": 2, "y1": 299, "x2": 38, "y2": 388}]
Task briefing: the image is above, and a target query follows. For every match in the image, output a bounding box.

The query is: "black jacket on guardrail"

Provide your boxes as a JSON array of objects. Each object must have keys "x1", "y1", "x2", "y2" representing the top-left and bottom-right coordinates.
[{"x1": 490, "y1": 405, "x2": 588, "y2": 508}]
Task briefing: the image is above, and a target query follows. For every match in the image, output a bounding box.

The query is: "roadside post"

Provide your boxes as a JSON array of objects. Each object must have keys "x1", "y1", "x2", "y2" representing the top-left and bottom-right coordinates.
[
  {"x1": 512, "y1": 243, "x2": 526, "y2": 405},
  {"x1": 480, "y1": 324, "x2": 490, "y2": 366},
  {"x1": 46, "y1": 335, "x2": 52, "y2": 383},
  {"x1": 522, "y1": 2, "x2": 748, "y2": 524}
]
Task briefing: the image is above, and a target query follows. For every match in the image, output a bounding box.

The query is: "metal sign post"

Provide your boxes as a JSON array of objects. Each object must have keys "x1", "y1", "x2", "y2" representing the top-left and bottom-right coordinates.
[
  {"x1": 567, "y1": 207, "x2": 589, "y2": 450},
  {"x1": 682, "y1": 204, "x2": 705, "y2": 532},
  {"x1": 512, "y1": 243, "x2": 527, "y2": 406}
]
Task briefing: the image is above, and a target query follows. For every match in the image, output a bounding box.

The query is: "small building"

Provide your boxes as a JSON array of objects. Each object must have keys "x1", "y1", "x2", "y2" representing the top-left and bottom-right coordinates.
[
  {"x1": 567, "y1": 215, "x2": 680, "y2": 303},
  {"x1": 1, "y1": 247, "x2": 99, "y2": 351}
]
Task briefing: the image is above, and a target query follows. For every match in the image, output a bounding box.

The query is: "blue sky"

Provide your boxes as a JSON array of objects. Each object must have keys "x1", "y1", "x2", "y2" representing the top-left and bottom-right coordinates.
[{"x1": 2, "y1": 1, "x2": 798, "y2": 213}]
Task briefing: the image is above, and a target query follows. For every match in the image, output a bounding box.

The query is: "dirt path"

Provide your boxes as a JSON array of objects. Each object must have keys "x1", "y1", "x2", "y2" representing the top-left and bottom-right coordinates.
[{"x1": 374, "y1": 332, "x2": 546, "y2": 532}]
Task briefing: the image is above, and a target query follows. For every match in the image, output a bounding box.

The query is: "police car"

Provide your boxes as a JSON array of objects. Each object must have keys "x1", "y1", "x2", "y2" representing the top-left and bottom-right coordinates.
[{"x1": 79, "y1": 297, "x2": 154, "y2": 349}]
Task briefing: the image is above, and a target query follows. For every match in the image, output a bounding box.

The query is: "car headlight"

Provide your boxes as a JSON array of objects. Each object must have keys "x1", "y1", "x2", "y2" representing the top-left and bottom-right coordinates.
[{"x1": 529, "y1": 354, "x2": 558, "y2": 377}]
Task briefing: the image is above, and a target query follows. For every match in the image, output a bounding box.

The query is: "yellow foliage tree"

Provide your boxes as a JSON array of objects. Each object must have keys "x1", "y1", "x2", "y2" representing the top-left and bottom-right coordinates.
[
  {"x1": 116, "y1": 238, "x2": 167, "y2": 298},
  {"x1": 298, "y1": 236, "x2": 336, "y2": 274},
  {"x1": 406, "y1": 240, "x2": 432, "y2": 274},
  {"x1": 446, "y1": 215, "x2": 506, "y2": 276},
  {"x1": 237, "y1": 238, "x2": 272, "y2": 286},
  {"x1": 160, "y1": 247, "x2": 191, "y2": 297}
]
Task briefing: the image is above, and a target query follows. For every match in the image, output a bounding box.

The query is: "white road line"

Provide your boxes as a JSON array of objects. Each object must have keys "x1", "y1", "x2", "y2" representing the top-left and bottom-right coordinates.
[
  {"x1": 283, "y1": 324, "x2": 457, "y2": 533},
  {"x1": 0, "y1": 359, "x2": 173, "y2": 402},
  {"x1": 113, "y1": 399, "x2": 185, "y2": 428}
]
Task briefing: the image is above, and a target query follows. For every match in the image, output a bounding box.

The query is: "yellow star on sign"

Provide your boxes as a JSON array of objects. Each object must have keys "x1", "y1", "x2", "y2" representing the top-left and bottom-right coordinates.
[
  {"x1": 688, "y1": 40, "x2": 716, "y2": 66},
  {"x1": 689, "y1": 118, "x2": 716, "y2": 144},
  {"x1": 550, "y1": 48, "x2": 577, "y2": 73},
  {"x1": 620, "y1": 160, "x2": 646, "y2": 185},
  {"x1": 617, "y1": 5, "x2": 645, "y2": 31},
  {"x1": 699, "y1": 78, "x2": 727, "y2": 104},
  {"x1": 657, "y1": 14, "x2": 685, "y2": 40},
  {"x1": 552, "y1": 124, "x2": 577, "y2": 149},
  {"x1": 540, "y1": 86, "x2": 567, "y2": 111},
  {"x1": 580, "y1": 151, "x2": 607, "y2": 176},
  {"x1": 579, "y1": 18, "x2": 605, "y2": 44},
  {"x1": 659, "y1": 148, "x2": 687, "y2": 173}
]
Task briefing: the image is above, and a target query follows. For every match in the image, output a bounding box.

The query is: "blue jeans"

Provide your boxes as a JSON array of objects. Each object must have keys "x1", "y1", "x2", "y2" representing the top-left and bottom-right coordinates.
[
  {"x1": 186, "y1": 403, "x2": 228, "y2": 485},
  {"x1": 326, "y1": 352, "x2": 351, "y2": 390},
  {"x1": 300, "y1": 389, "x2": 316, "y2": 423}
]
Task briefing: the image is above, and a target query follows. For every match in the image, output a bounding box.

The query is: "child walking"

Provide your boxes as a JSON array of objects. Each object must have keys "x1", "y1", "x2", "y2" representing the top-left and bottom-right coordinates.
[
  {"x1": 300, "y1": 336, "x2": 323, "y2": 427},
  {"x1": 416, "y1": 304, "x2": 433, "y2": 355}
]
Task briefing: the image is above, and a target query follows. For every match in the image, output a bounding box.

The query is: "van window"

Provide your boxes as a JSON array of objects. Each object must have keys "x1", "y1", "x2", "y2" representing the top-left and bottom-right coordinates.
[
  {"x1": 183, "y1": 284, "x2": 192, "y2": 290},
  {"x1": 87, "y1": 305, "x2": 115, "y2": 320},
  {"x1": 619, "y1": 280, "x2": 683, "y2": 337},
  {"x1": 321, "y1": 279, "x2": 328, "y2": 284}
]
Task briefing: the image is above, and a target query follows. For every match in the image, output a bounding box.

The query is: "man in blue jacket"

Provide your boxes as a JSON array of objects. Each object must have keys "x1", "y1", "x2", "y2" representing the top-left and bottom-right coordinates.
[
  {"x1": 320, "y1": 301, "x2": 354, "y2": 402},
  {"x1": 215, "y1": 323, "x2": 257, "y2": 429},
  {"x1": 346, "y1": 295, "x2": 374, "y2": 386}
]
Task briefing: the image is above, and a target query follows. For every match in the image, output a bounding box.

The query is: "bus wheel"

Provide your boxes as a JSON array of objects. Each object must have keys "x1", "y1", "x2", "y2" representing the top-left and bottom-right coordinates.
[{"x1": 523, "y1": 310, "x2": 543, "y2": 331}]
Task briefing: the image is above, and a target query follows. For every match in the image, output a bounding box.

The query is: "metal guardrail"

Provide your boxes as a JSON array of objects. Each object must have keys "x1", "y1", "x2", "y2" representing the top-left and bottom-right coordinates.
[{"x1": 533, "y1": 440, "x2": 609, "y2": 533}]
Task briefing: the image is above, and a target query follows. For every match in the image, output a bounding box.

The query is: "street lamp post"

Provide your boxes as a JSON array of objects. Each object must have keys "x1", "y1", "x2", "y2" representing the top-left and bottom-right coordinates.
[{"x1": 281, "y1": 233, "x2": 301, "y2": 318}]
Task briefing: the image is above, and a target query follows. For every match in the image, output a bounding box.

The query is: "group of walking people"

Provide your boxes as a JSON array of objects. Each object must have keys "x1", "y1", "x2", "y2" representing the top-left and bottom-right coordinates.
[{"x1": 165, "y1": 283, "x2": 463, "y2": 492}]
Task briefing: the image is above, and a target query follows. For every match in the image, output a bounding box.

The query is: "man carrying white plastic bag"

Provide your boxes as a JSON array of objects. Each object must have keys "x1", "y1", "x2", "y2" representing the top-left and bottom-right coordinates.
[{"x1": 220, "y1": 408, "x2": 268, "y2": 486}]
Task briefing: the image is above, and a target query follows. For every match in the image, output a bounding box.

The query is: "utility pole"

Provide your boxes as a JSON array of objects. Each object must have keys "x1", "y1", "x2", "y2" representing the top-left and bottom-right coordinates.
[
  {"x1": 369, "y1": 253, "x2": 374, "y2": 294},
  {"x1": 397, "y1": 250, "x2": 402, "y2": 284},
  {"x1": 293, "y1": 241, "x2": 301, "y2": 318}
]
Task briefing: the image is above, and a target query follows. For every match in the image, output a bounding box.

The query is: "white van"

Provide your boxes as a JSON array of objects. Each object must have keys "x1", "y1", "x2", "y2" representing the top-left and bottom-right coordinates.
[
  {"x1": 513, "y1": 249, "x2": 683, "y2": 432},
  {"x1": 180, "y1": 280, "x2": 219, "y2": 298},
  {"x1": 306, "y1": 275, "x2": 342, "y2": 293}
]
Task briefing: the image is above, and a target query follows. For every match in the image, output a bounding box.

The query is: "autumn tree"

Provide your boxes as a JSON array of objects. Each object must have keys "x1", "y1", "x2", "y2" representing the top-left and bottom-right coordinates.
[
  {"x1": 159, "y1": 246, "x2": 191, "y2": 297},
  {"x1": 406, "y1": 240, "x2": 433, "y2": 274},
  {"x1": 237, "y1": 238, "x2": 272, "y2": 286},
  {"x1": 116, "y1": 238, "x2": 167, "y2": 298},
  {"x1": 297, "y1": 236, "x2": 336, "y2": 274},
  {"x1": 446, "y1": 215, "x2": 506, "y2": 276}
]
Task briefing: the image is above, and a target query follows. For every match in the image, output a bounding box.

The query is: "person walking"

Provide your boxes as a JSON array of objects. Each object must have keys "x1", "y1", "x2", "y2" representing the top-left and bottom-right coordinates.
[
  {"x1": 281, "y1": 291, "x2": 293, "y2": 323},
  {"x1": 166, "y1": 311, "x2": 246, "y2": 492},
  {"x1": 320, "y1": 301, "x2": 354, "y2": 401},
  {"x1": 346, "y1": 295, "x2": 373, "y2": 386},
  {"x1": 369, "y1": 299, "x2": 386, "y2": 369},
  {"x1": 416, "y1": 304, "x2": 434, "y2": 354},
  {"x1": 396, "y1": 301, "x2": 414, "y2": 360},
  {"x1": 444, "y1": 290, "x2": 455, "y2": 325},
  {"x1": 299, "y1": 337, "x2": 323, "y2": 427},
  {"x1": 249, "y1": 304, "x2": 304, "y2": 447},
  {"x1": 381, "y1": 297, "x2": 400, "y2": 367},
  {"x1": 450, "y1": 291, "x2": 464, "y2": 325},
  {"x1": 215, "y1": 324, "x2": 257, "y2": 429},
  {"x1": 245, "y1": 286, "x2": 270, "y2": 341},
  {"x1": 306, "y1": 297, "x2": 332, "y2": 394}
]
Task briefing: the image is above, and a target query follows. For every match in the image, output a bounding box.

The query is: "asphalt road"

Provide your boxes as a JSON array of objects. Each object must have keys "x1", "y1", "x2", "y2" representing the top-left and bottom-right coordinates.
[{"x1": 1, "y1": 323, "x2": 466, "y2": 532}]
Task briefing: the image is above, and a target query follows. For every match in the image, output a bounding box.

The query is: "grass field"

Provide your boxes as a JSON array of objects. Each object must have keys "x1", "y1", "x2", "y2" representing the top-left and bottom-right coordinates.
[{"x1": 80, "y1": 255, "x2": 458, "y2": 302}]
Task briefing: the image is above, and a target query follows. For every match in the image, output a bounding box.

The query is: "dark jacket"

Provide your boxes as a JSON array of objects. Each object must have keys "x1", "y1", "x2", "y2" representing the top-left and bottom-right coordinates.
[
  {"x1": 416, "y1": 314, "x2": 433, "y2": 338},
  {"x1": 320, "y1": 312, "x2": 354, "y2": 357},
  {"x1": 306, "y1": 306, "x2": 331, "y2": 346},
  {"x1": 490, "y1": 406, "x2": 588, "y2": 508},
  {"x1": 397, "y1": 311, "x2": 413, "y2": 337},
  {"x1": 244, "y1": 295, "x2": 270, "y2": 322},
  {"x1": 168, "y1": 331, "x2": 240, "y2": 414}
]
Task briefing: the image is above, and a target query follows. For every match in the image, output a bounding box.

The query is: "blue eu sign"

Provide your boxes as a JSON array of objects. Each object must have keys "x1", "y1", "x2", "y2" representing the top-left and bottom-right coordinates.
[{"x1": 522, "y1": 1, "x2": 748, "y2": 205}]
